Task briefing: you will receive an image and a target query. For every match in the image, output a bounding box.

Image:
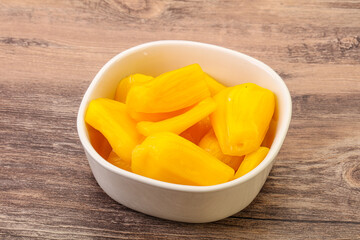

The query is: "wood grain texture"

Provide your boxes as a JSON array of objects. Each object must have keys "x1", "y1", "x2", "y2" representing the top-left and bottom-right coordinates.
[{"x1": 1, "y1": 0, "x2": 359, "y2": 239}]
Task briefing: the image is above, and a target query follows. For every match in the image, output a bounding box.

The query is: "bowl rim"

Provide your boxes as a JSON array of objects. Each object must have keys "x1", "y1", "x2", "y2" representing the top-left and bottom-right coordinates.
[{"x1": 77, "y1": 40, "x2": 292, "y2": 193}]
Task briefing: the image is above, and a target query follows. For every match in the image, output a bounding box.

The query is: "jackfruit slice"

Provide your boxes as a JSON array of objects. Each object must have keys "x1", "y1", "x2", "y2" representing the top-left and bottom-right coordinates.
[
  {"x1": 234, "y1": 147, "x2": 269, "y2": 178},
  {"x1": 210, "y1": 87, "x2": 232, "y2": 153},
  {"x1": 85, "y1": 98, "x2": 141, "y2": 163},
  {"x1": 114, "y1": 74, "x2": 153, "y2": 103},
  {"x1": 126, "y1": 64, "x2": 210, "y2": 113},
  {"x1": 137, "y1": 98, "x2": 216, "y2": 136},
  {"x1": 128, "y1": 106, "x2": 191, "y2": 122},
  {"x1": 132, "y1": 132, "x2": 234, "y2": 186},
  {"x1": 211, "y1": 83, "x2": 275, "y2": 156},
  {"x1": 86, "y1": 124, "x2": 112, "y2": 160}
]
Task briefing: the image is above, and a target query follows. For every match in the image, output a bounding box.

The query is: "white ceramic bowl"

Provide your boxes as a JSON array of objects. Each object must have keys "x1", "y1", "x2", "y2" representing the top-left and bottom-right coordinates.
[{"x1": 77, "y1": 40, "x2": 292, "y2": 223}]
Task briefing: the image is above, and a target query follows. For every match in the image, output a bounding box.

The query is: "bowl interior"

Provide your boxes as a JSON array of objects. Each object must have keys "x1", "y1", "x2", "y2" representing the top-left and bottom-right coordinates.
[{"x1": 78, "y1": 40, "x2": 291, "y2": 190}]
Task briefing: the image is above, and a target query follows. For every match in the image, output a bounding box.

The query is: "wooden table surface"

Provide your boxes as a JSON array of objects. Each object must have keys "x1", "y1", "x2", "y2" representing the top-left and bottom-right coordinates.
[{"x1": 1, "y1": 1, "x2": 360, "y2": 239}]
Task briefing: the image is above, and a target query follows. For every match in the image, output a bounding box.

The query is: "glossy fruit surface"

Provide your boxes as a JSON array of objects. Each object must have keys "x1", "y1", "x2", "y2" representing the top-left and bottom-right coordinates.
[
  {"x1": 132, "y1": 132, "x2": 235, "y2": 186},
  {"x1": 137, "y1": 98, "x2": 216, "y2": 136},
  {"x1": 234, "y1": 147, "x2": 270, "y2": 178},
  {"x1": 85, "y1": 98, "x2": 141, "y2": 163},
  {"x1": 114, "y1": 74, "x2": 153, "y2": 103},
  {"x1": 126, "y1": 64, "x2": 210, "y2": 113},
  {"x1": 211, "y1": 83, "x2": 275, "y2": 156}
]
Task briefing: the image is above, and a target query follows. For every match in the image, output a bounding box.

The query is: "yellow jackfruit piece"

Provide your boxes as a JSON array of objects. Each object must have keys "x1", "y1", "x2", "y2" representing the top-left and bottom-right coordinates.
[
  {"x1": 199, "y1": 130, "x2": 244, "y2": 171},
  {"x1": 114, "y1": 74, "x2": 153, "y2": 103},
  {"x1": 210, "y1": 87, "x2": 231, "y2": 155},
  {"x1": 86, "y1": 124, "x2": 112, "y2": 160},
  {"x1": 85, "y1": 98, "x2": 141, "y2": 163},
  {"x1": 107, "y1": 150, "x2": 132, "y2": 172},
  {"x1": 180, "y1": 116, "x2": 212, "y2": 144},
  {"x1": 137, "y1": 98, "x2": 216, "y2": 136},
  {"x1": 126, "y1": 64, "x2": 210, "y2": 113},
  {"x1": 204, "y1": 73, "x2": 226, "y2": 96},
  {"x1": 128, "y1": 106, "x2": 192, "y2": 122},
  {"x1": 211, "y1": 83, "x2": 275, "y2": 156},
  {"x1": 132, "y1": 132, "x2": 234, "y2": 186},
  {"x1": 234, "y1": 147, "x2": 269, "y2": 178}
]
